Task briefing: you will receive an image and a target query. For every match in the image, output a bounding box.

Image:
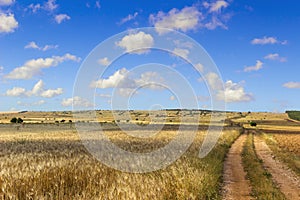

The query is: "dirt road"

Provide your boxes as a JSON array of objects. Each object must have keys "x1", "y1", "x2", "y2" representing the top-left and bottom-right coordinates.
[
  {"x1": 222, "y1": 134, "x2": 252, "y2": 200},
  {"x1": 254, "y1": 136, "x2": 300, "y2": 200}
]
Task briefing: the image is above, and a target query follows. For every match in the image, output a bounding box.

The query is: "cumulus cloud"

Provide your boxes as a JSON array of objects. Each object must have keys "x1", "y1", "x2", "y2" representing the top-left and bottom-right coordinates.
[
  {"x1": 251, "y1": 36, "x2": 287, "y2": 45},
  {"x1": 0, "y1": 13, "x2": 18, "y2": 33},
  {"x1": 90, "y1": 68, "x2": 164, "y2": 96},
  {"x1": 203, "y1": 73, "x2": 252, "y2": 102},
  {"x1": 90, "y1": 68, "x2": 131, "y2": 89},
  {"x1": 173, "y1": 48, "x2": 189, "y2": 59},
  {"x1": 25, "y1": 41, "x2": 58, "y2": 51},
  {"x1": 0, "y1": 0, "x2": 14, "y2": 6},
  {"x1": 61, "y1": 96, "x2": 94, "y2": 107},
  {"x1": 116, "y1": 31, "x2": 154, "y2": 54},
  {"x1": 40, "y1": 88, "x2": 63, "y2": 98},
  {"x1": 5, "y1": 80, "x2": 63, "y2": 98},
  {"x1": 264, "y1": 53, "x2": 286, "y2": 62},
  {"x1": 149, "y1": 6, "x2": 202, "y2": 34},
  {"x1": 205, "y1": 72, "x2": 223, "y2": 90},
  {"x1": 97, "y1": 57, "x2": 111, "y2": 66},
  {"x1": 6, "y1": 87, "x2": 26, "y2": 97},
  {"x1": 206, "y1": 0, "x2": 229, "y2": 12},
  {"x1": 119, "y1": 12, "x2": 138, "y2": 25},
  {"x1": 283, "y1": 82, "x2": 300, "y2": 89},
  {"x1": 55, "y1": 14, "x2": 71, "y2": 24},
  {"x1": 244, "y1": 60, "x2": 263, "y2": 72},
  {"x1": 194, "y1": 63, "x2": 204, "y2": 73},
  {"x1": 220, "y1": 80, "x2": 254, "y2": 102},
  {"x1": 5, "y1": 53, "x2": 80, "y2": 80}
]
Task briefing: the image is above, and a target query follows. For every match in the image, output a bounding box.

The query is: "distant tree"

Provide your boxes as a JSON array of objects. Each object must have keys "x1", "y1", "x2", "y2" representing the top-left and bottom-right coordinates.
[
  {"x1": 69, "y1": 120, "x2": 72, "y2": 123},
  {"x1": 10, "y1": 117, "x2": 23, "y2": 123},
  {"x1": 250, "y1": 121, "x2": 257, "y2": 127},
  {"x1": 10, "y1": 117, "x2": 17, "y2": 123},
  {"x1": 60, "y1": 119, "x2": 66, "y2": 123},
  {"x1": 17, "y1": 118, "x2": 23, "y2": 123}
]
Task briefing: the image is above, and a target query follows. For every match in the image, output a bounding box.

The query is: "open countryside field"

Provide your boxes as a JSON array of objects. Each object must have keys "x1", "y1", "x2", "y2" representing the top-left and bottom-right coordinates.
[{"x1": 0, "y1": 110, "x2": 300, "y2": 199}]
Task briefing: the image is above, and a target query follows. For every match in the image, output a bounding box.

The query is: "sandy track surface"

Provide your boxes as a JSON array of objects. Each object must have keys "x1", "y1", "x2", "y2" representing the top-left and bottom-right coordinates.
[
  {"x1": 222, "y1": 134, "x2": 252, "y2": 200},
  {"x1": 254, "y1": 136, "x2": 300, "y2": 200}
]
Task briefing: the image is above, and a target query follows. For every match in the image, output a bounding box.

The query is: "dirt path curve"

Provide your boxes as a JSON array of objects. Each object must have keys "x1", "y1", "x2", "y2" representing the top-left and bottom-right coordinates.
[
  {"x1": 222, "y1": 133, "x2": 252, "y2": 200},
  {"x1": 254, "y1": 135, "x2": 300, "y2": 200}
]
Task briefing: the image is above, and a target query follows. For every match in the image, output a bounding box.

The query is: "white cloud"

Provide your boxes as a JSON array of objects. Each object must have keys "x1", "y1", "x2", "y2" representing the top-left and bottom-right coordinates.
[
  {"x1": 283, "y1": 82, "x2": 300, "y2": 89},
  {"x1": 208, "y1": 0, "x2": 229, "y2": 12},
  {"x1": 251, "y1": 36, "x2": 287, "y2": 45},
  {"x1": 119, "y1": 12, "x2": 138, "y2": 24},
  {"x1": 44, "y1": 0, "x2": 58, "y2": 11},
  {"x1": 28, "y1": 3, "x2": 41, "y2": 13},
  {"x1": 204, "y1": 16, "x2": 227, "y2": 30},
  {"x1": 55, "y1": 14, "x2": 71, "y2": 24},
  {"x1": 173, "y1": 48, "x2": 189, "y2": 59},
  {"x1": 25, "y1": 41, "x2": 58, "y2": 51},
  {"x1": 61, "y1": 96, "x2": 94, "y2": 107},
  {"x1": 149, "y1": 6, "x2": 202, "y2": 34},
  {"x1": 244, "y1": 60, "x2": 263, "y2": 72},
  {"x1": 0, "y1": 0, "x2": 14, "y2": 6},
  {"x1": 219, "y1": 80, "x2": 254, "y2": 102},
  {"x1": 173, "y1": 40, "x2": 194, "y2": 49},
  {"x1": 17, "y1": 100, "x2": 46, "y2": 106},
  {"x1": 25, "y1": 41, "x2": 39, "y2": 49},
  {"x1": 195, "y1": 63, "x2": 204, "y2": 73},
  {"x1": 97, "y1": 57, "x2": 111, "y2": 66},
  {"x1": 30, "y1": 79, "x2": 44, "y2": 95},
  {"x1": 205, "y1": 72, "x2": 223, "y2": 90},
  {"x1": 5, "y1": 53, "x2": 80, "y2": 80},
  {"x1": 40, "y1": 88, "x2": 63, "y2": 98},
  {"x1": 28, "y1": 0, "x2": 58, "y2": 13},
  {"x1": 6, "y1": 87, "x2": 26, "y2": 97},
  {"x1": 90, "y1": 68, "x2": 133, "y2": 89},
  {"x1": 116, "y1": 31, "x2": 154, "y2": 54},
  {"x1": 203, "y1": 73, "x2": 253, "y2": 102},
  {"x1": 5, "y1": 80, "x2": 63, "y2": 98},
  {"x1": 90, "y1": 68, "x2": 164, "y2": 96},
  {"x1": 264, "y1": 53, "x2": 286, "y2": 62},
  {"x1": 96, "y1": 93, "x2": 111, "y2": 98},
  {"x1": 0, "y1": 13, "x2": 18, "y2": 33}
]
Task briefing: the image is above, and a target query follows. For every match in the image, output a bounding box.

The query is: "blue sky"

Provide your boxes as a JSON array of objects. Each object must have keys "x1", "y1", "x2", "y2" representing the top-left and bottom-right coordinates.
[{"x1": 0, "y1": 0, "x2": 299, "y2": 112}]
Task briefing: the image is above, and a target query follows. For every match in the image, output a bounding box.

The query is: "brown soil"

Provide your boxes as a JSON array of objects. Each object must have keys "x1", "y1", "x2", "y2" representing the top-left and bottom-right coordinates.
[
  {"x1": 254, "y1": 135, "x2": 300, "y2": 200},
  {"x1": 222, "y1": 134, "x2": 252, "y2": 200}
]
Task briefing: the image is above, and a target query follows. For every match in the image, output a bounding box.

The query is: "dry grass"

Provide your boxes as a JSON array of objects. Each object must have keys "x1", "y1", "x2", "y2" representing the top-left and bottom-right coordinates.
[
  {"x1": 0, "y1": 124, "x2": 240, "y2": 199},
  {"x1": 263, "y1": 133, "x2": 300, "y2": 176}
]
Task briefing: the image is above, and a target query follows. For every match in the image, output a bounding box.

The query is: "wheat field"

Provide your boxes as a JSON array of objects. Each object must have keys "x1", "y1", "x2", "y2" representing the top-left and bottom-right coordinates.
[{"x1": 0, "y1": 123, "x2": 240, "y2": 199}]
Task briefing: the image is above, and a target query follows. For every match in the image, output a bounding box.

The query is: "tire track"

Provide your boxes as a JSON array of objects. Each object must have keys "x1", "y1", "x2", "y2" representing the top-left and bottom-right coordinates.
[
  {"x1": 254, "y1": 135, "x2": 300, "y2": 200},
  {"x1": 222, "y1": 133, "x2": 252, "y2": 200}
]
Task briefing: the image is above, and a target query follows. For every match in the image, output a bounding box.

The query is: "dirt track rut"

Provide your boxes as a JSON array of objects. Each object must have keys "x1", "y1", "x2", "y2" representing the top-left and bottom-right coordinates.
[
  {"x1": 222, "y1": 134, "x2": 252, "y2": 200},
  {"x1": 254, "y1": 136, "x2": 300, "y2": 200}
]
